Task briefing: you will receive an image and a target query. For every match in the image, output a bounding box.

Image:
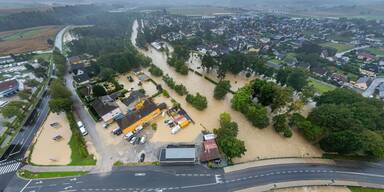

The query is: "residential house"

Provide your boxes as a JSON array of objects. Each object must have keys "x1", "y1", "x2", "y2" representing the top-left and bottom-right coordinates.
[
  {"x1": 0, "y1": 56, "x2": 15, "y2": 64},
  {"x1": 117, "y1": 100, "x2": 162, "y2": 134},
  {"x1": 0, "y1": 79, "x2": 20, "y2": 97},
  {"x1": 91, "y1": 96, "x2": 122, "y2": 123},
  {"x1": 122, "y1": 90, "x2": 146, "y2": 110},
  {"x1": 358, "y1": 52, "x2": 376, "y2": 62},
  {"x1": 377, "y1": 83, "x2": 384, "y2": 99},
  {"x1": 200, "y1": 134, "x2": 221, "y2": 163},
  {"x1": 73, "y1": 73, "x2": 91, "y2": 87},
  {"x1": 353, "y1": 76, "x2": 372, "y2": 90},
  {"x1": 311, "y1": 66, "x2": 328, "y2": 77}
]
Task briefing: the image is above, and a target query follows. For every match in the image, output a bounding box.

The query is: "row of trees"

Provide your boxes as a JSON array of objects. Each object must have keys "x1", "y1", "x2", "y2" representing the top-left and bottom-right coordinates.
[
  {"x1": 214, "y1": 113, "x2": 246, "y2": 162},
  {"x1": 167, "y1": 54, "x2": 189, "y2": 75},
  {"x1": 295, "y1": 89, "x2": 384, "y2": 159},
  {"x1": 185, "y1": 93, "x2": 208, "y2": 110},
  {"x1": 162, "y1": 75, "x2": 188, "y2": 96},
  {"x1": 52, "y1": 49, "x2": 67, "y2": 79},
  {"x1": 213, "y1": 80, "x2": 231, "y2": 100},
  {"x1": 148, "y1": 64, "x2": 163, "y2": 77}
]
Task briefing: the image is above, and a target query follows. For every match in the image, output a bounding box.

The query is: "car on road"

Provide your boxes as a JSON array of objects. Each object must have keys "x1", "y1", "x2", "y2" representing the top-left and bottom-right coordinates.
[
  {"x1": 127, "y1": 76, "x2": 134, "y2": 82},
  {"x1": 77, "y1": 121, "x2": 88, "y2": 136}
]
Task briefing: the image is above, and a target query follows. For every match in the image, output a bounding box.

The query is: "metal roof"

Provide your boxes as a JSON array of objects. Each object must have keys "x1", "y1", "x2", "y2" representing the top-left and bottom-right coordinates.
[{"x1": 165, "y1": 148, "x2": 195, "y2": 159}]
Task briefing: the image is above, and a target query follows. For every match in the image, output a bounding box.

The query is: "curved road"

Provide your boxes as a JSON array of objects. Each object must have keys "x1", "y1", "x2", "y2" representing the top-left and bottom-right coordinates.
[{"x1": 4, "y1": 160, "x2": 384, "y2": 192}]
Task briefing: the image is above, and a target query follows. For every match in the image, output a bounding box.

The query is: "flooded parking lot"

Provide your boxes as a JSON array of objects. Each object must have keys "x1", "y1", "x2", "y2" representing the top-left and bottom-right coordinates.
[{"x1": 130, "y1": 20, "x2": 322, "y2": 163}]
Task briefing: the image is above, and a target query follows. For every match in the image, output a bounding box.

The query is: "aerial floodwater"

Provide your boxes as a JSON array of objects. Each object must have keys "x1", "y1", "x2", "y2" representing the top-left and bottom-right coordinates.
[{"x1": 131, "y1": 20, "x2": 322, "y2": 163}]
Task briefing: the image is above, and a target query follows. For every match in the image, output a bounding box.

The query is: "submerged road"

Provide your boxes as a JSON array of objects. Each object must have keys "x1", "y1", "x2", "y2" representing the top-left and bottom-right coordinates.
[{"x1": 4, "y1": 160, "x2": 384, "y2": 192}]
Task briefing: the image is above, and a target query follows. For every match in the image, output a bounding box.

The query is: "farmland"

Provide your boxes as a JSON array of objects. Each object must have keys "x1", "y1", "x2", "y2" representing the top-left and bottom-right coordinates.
[
  {"x1": 0, "y1": 25, "x2": 60, "y2": 56},
  {"x1": 320, "y1": 42, "x2": 354, "y2": 52}
]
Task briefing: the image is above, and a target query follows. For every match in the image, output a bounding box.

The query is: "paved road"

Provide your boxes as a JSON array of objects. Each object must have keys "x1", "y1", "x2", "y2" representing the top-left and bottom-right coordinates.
[
  {"x1": 4, "y1": 160, "x2": 384, "y2": 192},
  {"x1": 0, "y1": 95, "x2": 50, "y2": 191},
  {"x1": 362, "y1": 77, "x2": 384, "y2": 97}
]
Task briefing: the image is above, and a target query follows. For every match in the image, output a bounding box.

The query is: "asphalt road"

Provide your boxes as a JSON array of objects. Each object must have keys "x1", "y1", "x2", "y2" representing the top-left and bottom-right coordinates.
[
  {"x1": 0, "y1": 94, "x2": 50, "y2": 191},
  {"x1": 4, "y1": 160, "x2": 384, "y2": 192}
]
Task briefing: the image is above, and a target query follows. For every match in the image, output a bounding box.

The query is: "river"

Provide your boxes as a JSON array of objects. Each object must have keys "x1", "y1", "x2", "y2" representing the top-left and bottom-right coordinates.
[{"x1": 131, "y1": 20, "x2": 322, "y2": 163}]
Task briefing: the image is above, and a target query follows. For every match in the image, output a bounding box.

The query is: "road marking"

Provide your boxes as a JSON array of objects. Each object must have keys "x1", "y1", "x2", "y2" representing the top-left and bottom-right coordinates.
[
  {"x1": 134, "y1": 173, "x2": 146, "y2": 176},
  {"x1": 335, "y1": 171, "x2": 384, "y2": 178},
  {"x1": 20, "y1": 179, "x2": 32, "y2": 192},
  {"x1": 0, "y1": 161, "x2": 21, "y2": 175},
  {"x1": 215, "y1": 174, "x2": 223, "y2": 183}
]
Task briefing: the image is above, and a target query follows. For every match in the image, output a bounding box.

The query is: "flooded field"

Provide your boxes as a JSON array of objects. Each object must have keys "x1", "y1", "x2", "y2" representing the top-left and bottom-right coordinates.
[{"x1": 131, "y1": 20, "x2": 322, "y2": 163}]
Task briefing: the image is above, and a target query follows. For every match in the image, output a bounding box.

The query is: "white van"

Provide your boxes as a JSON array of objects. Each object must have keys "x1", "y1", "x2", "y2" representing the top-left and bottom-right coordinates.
[
  {"x1": 135, "y1": 125, "x2": 144, "y2": 133},
  {"x1": 77, "y1": 121, "x2": 88, "y2": 136}
]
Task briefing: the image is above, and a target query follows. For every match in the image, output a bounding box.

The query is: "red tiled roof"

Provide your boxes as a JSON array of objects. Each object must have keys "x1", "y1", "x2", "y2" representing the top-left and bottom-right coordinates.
[{"x1": 0, "y1": 79, "x2": 18, "y2": 92}]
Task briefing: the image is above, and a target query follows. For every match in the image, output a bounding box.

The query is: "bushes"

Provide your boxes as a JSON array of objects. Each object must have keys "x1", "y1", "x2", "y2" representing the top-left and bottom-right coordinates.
[
  {"x1": 167, "y1": 56, "x2": 188, "y2": 75},
  {"x1": 92, "y1": 84, "x2": 107, "y2": 97},
  {"x1": 214, "y1": 80, "x2": 231, "y2": 100},
  {"x1": 272, "y1": 114, "x2": 292, "y2": 138},
  {"x1": 162, "y1": 75, "x2": 188, "y2": 96},
  {"x1": 185, "y1": 93, "x2": 208, "y2": 110},
  {"x1": 148, "y1": 65, "x2": 163, "y2": 77}
]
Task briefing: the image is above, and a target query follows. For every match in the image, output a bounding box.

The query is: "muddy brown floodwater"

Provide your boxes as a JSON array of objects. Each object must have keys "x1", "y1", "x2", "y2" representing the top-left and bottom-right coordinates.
[{"x1": 131, "y1": 20, "x2": 322, "y2": 163}]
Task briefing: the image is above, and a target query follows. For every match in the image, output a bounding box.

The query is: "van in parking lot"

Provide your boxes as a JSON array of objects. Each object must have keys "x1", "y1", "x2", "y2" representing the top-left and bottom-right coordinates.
[{"x1": 135, "y1": 125, "x2": 144, "y2": 133}]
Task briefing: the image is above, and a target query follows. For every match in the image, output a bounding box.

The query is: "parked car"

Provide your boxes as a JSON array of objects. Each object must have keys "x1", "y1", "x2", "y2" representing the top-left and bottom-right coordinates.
[
  {"x1": 103, "y1": 123, "x2": 109, "y2": 129},
  {"x1": 139, "y1": 153, "x2": 145, "y2": 162},
  {"x1": 77, "y1": 121, "x2": 88, "y2": 136},
  {"x1": 123, "y1": 132, "x2": 134, "y2": 140},
  {"x1": 135, "y1": 125, "x2": 144, "y2": 133},
  {"x1": 127, "y1": 76, "x2": 134, "y2": 82},
  {"x1": 140, "y1": 136, "x2": 146, "y2": 144},
  {"x1": 129, "y1": 136, "x2": 137, "y2": 144},
  {"x1": 112, "y1": 128, "x2": 122, "y2": 135}
]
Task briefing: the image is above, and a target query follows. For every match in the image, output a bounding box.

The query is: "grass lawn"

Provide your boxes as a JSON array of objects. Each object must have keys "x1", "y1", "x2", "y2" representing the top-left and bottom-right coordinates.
[
  {"x1": 366, "y1": 48, "x2": 384, "y2": 57},
  {"x1": 308, "y1": 78, "x2": 336, "y2": 94},
  {"x1": 31, "y1": 53, "x2": 52, "y2": 62},
  {"x1": 349, "y1": 187, "x2": 384, "y2": 192},
  {"x1": 66, "y1": 112, "x2": 97, "y2": 166},
  {"x1": 18, "y1": 170, "x2": 88, "y2": 179},
  {"x1": 321, "y1": 42, "x2": 354, "y2": 52}
]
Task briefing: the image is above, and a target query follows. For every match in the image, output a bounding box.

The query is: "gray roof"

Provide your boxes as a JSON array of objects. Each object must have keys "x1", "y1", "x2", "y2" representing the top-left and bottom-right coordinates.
[
  {"x1": 91, "y1": 98, "x2": 119, "y2": 117},
  {"x1": 165, "y1": 148, "x2": 195, "y2": 159},
  {"x1": 356, "y1": 76, "x2": 371, "y2": 84}
]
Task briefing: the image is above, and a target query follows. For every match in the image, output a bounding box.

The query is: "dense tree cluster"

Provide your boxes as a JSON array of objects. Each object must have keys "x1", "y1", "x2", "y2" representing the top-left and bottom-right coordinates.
[
  {"x1": 148, "y1": 64, "x2": 163, "y2": 77},
  {"x1": 0, "y1": 101, "x2": 28, "y2": 119},
  {"x1": 295, "y1": 89, "x2": 384, "y2": 158},
  {"x1": 53, "y1": 49, "x2": 67, "y2": 79},
  {"x1": 231, "y1": 85, "x2": 269, "y2": 128},
  {"x1": 97, "y1": 50, "x2": 150, "y2": 74},
  {"x1": 162, "y1": 75, "x2": 188, "y2": 96},
  {"x1": 252, "y1": 79, "x2": 293, "y2": 111},
  {"x1": 48, "y1": 80, "x2": 73, "y2": 112},
  {"x1": 167, "y1": 56, "x2": 189, "y2": 75},
  {"x1": 276, "y1": 68, "x2": 309, "y2": 91},
  {"x1": 214, "y1": 113, "x2": 246, "y2": 161},
  {"x1": 213, "y1": 80, "x2": 231, "y2": 100},
  {"x1": 92, "y1": 85, "x2": 107, "y2": 97},
  {"x1": 185, "y1": 93, "x2": 208, "y2": 110}
]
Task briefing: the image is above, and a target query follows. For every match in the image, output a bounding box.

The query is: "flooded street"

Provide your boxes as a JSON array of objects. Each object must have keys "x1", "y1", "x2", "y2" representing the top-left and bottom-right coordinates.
[{"x1": 131, "y1": 20, "x2": 322, "y2": 163}]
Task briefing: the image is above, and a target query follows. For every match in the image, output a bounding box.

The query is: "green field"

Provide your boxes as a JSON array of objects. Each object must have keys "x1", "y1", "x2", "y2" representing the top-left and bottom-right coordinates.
[
  {"x1": 349, "y1": 187, "x2": 384, "y2": 192},
  {"x1": 321, "y1": 42, "x2": 354, "y2": 52},
  {"x1": 18, "y1": 170, "x2": 88, "y2": 179},
  {"x1": 308, "y1": 78, "x2": 336, "y2": 94},
  {"x1": 0, "y1": 27, "x2": 47, "y2": 41},
  {"x1": 366, "y1": 48, "x2": 384, "y2": 57}
]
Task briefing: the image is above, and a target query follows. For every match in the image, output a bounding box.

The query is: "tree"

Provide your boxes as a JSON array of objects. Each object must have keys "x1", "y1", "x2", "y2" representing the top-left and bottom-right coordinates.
[
  {"x1": 320, "y1": 131, "x2": 363, "y2": 155},
  {"x1": 0, "y1": 101, "x2": 26, "y2": 118},
  {"x1": 92, "y1": 84, "x2": 107, "y2": 97},
  {"x1": 49, "y1": 80, "x2": 71, "y2": 99},
  {"x1": 273, "y1": 114, "x2": 292, "y2": 138},
  {"x1": 148, "y1": 65, "x2": 163, "y2": 77},
  {"x1": 17, "y1": 90, "x2": 31, "y2": 101},
  {"x1": 201, "y1": 55, "x2": 217, "y2": 72},
  {"x1": 49, "y1": 98, "x2": 73, "y2": 112},
  {"x1": 185, "y1": 93, "x2": 208, "y2": 110},
  {"x1": 213, "y1": 80, "x2": 231, "y2": 100},
  {"x1": 214, "y1": 113, "x2": 246, "y2": 161},
  {"x1": 300, "y1": 85, "x2": 316, "y2": 103},
  {"x1": 99, "y1": 67, "x2": 115, "y2": 81},
  {"x1": 286, "y1": 69, "x2": 308, "y2": 91}
]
